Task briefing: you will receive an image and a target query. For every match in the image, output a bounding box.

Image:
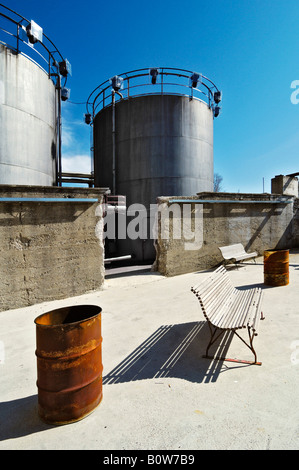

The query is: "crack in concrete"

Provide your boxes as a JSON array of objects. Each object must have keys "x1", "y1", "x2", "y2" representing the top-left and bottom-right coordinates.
[{"x1": 18, "y1": 206, "x2": 31, "y2": 305}]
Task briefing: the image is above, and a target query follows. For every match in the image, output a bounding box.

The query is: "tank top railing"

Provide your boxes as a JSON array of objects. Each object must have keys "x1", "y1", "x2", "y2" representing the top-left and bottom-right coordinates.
[
  {"x1": 86, "y1": 67, "x2": 221, "y2": 119},
  {"x1": 0, "y1": 3, "x2": 67, "y2": 86}
]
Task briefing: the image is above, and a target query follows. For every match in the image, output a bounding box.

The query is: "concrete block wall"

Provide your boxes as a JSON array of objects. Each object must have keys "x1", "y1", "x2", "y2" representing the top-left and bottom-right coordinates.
[
  {"x1": 154, "y1": 192, "x2": 295, "y2": 276},
  {"x1": 0, "y1": 185, "x2": 108, "y2": 311},
  {"x1": 271, "y1": 175, "x2": 298, "y2": 197},
  {"x1": 292, "y1": 198, "x2": 299, "y2": 246}
]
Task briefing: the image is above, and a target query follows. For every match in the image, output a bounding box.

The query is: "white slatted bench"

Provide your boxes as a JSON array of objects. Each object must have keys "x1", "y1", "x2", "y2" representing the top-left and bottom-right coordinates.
[
  {"x1": 219, "y1": 243, "x2": 258, "y2": 265},
  {"x1": 191, "y1": 266, "x2": 265, "y2": 365}
]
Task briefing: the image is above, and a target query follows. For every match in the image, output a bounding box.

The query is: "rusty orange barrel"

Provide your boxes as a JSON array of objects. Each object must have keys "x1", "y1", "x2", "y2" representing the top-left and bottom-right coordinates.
[
  {"x1": 264, "y1": 249, "x2": 289, "y2": 286},
  {"x1": 34, "y1": 304, "x2": 103, "y2": 425}
]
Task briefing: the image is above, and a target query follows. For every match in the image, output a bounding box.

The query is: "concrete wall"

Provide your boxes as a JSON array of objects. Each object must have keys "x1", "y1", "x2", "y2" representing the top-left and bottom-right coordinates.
[
  {"x1": 0, "y1": 185, "x2": 108, "y2": 311},
  {"x1": 271, "y1": 175, "x2": 298, "y2": 197},
  {"x1": 154, "y1": 192, "x2": 295, "y2": 276},
  {"x1": 292, "y1": 198, "x2": 299, "y2": 246}
]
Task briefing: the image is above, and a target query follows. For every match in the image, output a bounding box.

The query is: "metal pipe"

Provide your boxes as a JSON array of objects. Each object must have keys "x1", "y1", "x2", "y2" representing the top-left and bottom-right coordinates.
[
  {"x1": 0, "y1": 198, "x2": 99, "y2": 203},
  {"x1": 111, "y1": 89, "x2": 123, "y2": 195},
  {"x1": 57, "y1": 74, "x2": 62, "y2": 187},
  {"x1": 112, "y1": 90, "x2": 116, "y2": 195},
  {"x1": 50, "y1": 72, "x2": 62, "y2": 186},
  {"x1": 104, "y1": 255, "x2": 132, "y2": 263},
  {"x1": 168, "y1": 199, "x2": 293, "y2": 204}
]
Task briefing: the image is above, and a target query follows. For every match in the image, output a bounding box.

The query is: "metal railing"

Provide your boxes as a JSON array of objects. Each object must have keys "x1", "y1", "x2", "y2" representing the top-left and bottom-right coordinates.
[
  {"x1": 61, "y1": 172, "x2": 95, "y2": 187},
  {"x1": 86, "y1": 67, "x2": 221, "y2": 119},
  {"x1": 0, "y1": 3, "x2": 68, "y2": 87}
]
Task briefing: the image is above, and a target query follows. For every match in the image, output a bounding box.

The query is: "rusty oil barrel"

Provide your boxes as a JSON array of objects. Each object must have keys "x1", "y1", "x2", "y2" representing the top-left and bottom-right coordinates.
[
  {"x1": 264, "y1": 249, "x2": 289, "y2": 286},
  {"x1": 35, "y1": 304, "x2": 102, "y2": 425}
]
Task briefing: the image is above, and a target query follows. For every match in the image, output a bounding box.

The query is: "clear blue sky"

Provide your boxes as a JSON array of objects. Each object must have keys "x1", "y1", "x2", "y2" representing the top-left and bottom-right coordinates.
[{"x1": 6, "y1": 0, "x2": 299, "y2": 193}]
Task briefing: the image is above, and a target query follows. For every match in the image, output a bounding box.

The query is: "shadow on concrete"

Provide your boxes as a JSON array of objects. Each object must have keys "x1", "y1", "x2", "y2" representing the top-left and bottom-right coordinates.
[
  {"x1": 0, "y1": 205, "x2": 89, "y2": 226},
  {"x1": 236, "y1": 283, "x2": 274, "y2": 291},
  {"x1": 0, "y1": 323, "x2": 254, "y2": 441},
  {"x1": 0, "y1": 394, "x2": 52, "y2": 441},
  {"x1": 103, "y1": 321, "x2": 249, "y2": 386}
]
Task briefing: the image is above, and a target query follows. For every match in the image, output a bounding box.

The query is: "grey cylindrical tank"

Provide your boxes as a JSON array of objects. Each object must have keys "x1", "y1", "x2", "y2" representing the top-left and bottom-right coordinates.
[
  {"x1": 94, "y1": 94, "x2": 213, "y2": 208},
  {"x1": 0, "y1": 44, "x2": 57, "y2": 185}
]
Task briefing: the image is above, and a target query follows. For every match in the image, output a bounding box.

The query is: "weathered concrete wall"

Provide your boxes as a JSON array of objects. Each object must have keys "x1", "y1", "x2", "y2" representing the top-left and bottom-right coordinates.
[
  {"x1": 0, "y1": 185, "x2": 108, "y2": 311},
  {"x1": 271, "y1": 174, "x2": 298, "y2": 197},
  {"x1": 154, "y1": 192, "x2": 295, "y2": 276},
  {"x1": 292, "y1": 198, "x2": 299, "y2": 246}
]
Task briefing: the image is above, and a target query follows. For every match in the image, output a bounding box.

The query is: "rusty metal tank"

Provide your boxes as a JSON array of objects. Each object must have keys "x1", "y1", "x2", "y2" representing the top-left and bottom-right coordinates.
[
  {"x1": 264, "y1": 249, "x2": 289, "y2": 286},
  {"x1": 34, "y1": 304, "x2": 103, "y2": 425}
]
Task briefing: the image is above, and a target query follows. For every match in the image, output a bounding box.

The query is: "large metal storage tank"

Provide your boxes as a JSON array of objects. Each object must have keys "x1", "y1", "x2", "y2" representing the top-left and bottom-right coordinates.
[
  {"x1": 93, "y1": 94, "x2": 214, "y2": 207},
  {"x1": 87, "y1": 68, "x2": 221, "y2": 261},
  {"x1": 0, "y1": 5, "x2": 71, "y2": 186},
  {"x1": 0, "y1": 44, "x2": 57, "y2": 185}
]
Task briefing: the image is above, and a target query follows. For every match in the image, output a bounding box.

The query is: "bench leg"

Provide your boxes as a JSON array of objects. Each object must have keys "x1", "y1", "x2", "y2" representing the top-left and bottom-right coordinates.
[
  {"x1": 204, "y1": 322, "x2": 226, "y2": 358},
  {"x1": 203, "y1": 322, "x2": 262, "y2": 366}
]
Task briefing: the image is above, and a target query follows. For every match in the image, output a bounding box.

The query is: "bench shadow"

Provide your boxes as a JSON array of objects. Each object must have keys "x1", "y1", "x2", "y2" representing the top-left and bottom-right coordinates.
[
  {"x1": 236, "y1": 283, "x2": 273, "y2": 290},
  {"x1": 0, "y1": 323, "x2": 241, "y2": 442},
  {"x1": 103, "y1": 321, "x2": 238, "y2": 386}
]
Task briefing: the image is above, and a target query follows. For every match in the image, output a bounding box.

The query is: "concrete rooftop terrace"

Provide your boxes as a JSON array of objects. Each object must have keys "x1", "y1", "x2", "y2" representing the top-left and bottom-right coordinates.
[{"x1": 1, "y1": 252, "x2": 299, "y2": 451}]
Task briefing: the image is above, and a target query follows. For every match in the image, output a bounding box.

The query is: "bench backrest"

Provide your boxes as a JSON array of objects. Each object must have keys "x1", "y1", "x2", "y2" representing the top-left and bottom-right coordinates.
[
  {"x1": 191, "y1": 266, "x2": 236, "y2": 323},
  {"x1": 219, "y1": 244, "x2": 246, "y2": 258}
]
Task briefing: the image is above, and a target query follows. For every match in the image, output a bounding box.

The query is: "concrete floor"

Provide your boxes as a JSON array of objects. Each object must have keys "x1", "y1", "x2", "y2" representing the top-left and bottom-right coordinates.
[{"x1": 0, "y1": 253, "x2": 299, "y2": 450}]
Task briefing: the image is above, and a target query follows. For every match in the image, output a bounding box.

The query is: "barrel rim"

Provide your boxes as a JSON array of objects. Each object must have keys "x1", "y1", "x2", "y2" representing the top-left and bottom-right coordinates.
[
  {"x1": 34, "y1": 304, "x2": 102, "y2": 327},
  {"x1": 264, "y1": 249, "x2": 289, "y2": 254}
]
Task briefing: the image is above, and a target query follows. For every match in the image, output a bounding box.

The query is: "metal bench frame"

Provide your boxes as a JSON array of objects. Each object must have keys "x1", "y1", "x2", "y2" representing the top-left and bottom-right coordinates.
[{"x1": 191, "y1": 266, "x2": 265, "y2": 365}]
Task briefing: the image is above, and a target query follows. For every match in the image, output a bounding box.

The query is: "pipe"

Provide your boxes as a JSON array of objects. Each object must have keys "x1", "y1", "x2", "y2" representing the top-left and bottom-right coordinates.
[
  {"x1": 57, "y1": 74, "x2": 62, "y2": 187},
  {"x1": 111, "y1": 89, "x2": 123, "y2": 195},
  {"x1": 104, "y1": 255, "x2": 132, "y2": 263},
  {"x1": 51, "y1": 72, "x2": 62, "y2": 186},
  {"x1": 168, "y1": 199, "x2": 293, "y2": 204},
  {"x1": 0, "y1": 198, "x2": 99, "y2": 203},
  {"x1": 112, "y1": 91, "x2": 116, "y2": 195}
]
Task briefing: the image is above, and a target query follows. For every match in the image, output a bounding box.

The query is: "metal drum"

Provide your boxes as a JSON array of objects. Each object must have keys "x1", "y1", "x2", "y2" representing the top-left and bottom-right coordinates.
[
  {"x1": 35, "y1": 305, "x2": 103, "y2": 425},
  {"x1": 264, "y1": 250, "x2": 289, "y2": 286}
]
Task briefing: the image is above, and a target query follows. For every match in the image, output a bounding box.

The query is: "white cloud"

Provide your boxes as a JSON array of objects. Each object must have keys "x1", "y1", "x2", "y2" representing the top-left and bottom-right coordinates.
[
  {"x1": 62, "y1": 154, "x2": 92, "y2": 174},
  {"x1": 61, "y1": 108, "x2": 91, "y2": 154},
  {"x1": 61, "y1": 125, "x2": 74, "y2": 149},
  {"x1": 60, "y1": 105, "x2": 93, "y2": 176}
]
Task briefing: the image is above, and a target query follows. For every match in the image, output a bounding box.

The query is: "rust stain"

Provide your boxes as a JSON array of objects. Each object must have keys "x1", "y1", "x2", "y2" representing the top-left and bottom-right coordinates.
[
  {"x1": 37, "y1": 338, "x2": 101, "y2": 360},
  {"x1": 264, "y1": 250, "x2": 289, "y2": 286},
  {"x1": 35, "y1": 305, "x2": 103, "y2": 425}
]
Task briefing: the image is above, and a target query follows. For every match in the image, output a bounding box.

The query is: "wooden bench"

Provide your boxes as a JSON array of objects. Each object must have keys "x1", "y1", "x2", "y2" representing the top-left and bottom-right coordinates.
[
  {"x1": 191, "y1": 266, "x2": 264, "y2": 365},
  {"x1": 219, "y1": 243, "x2": 258, "y2": 265}
]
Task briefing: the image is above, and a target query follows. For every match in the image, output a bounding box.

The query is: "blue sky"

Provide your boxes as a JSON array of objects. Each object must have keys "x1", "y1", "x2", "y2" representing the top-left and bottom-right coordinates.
[{"x1": 5, "y1": 0, "x2": 299, "y2": 193}]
